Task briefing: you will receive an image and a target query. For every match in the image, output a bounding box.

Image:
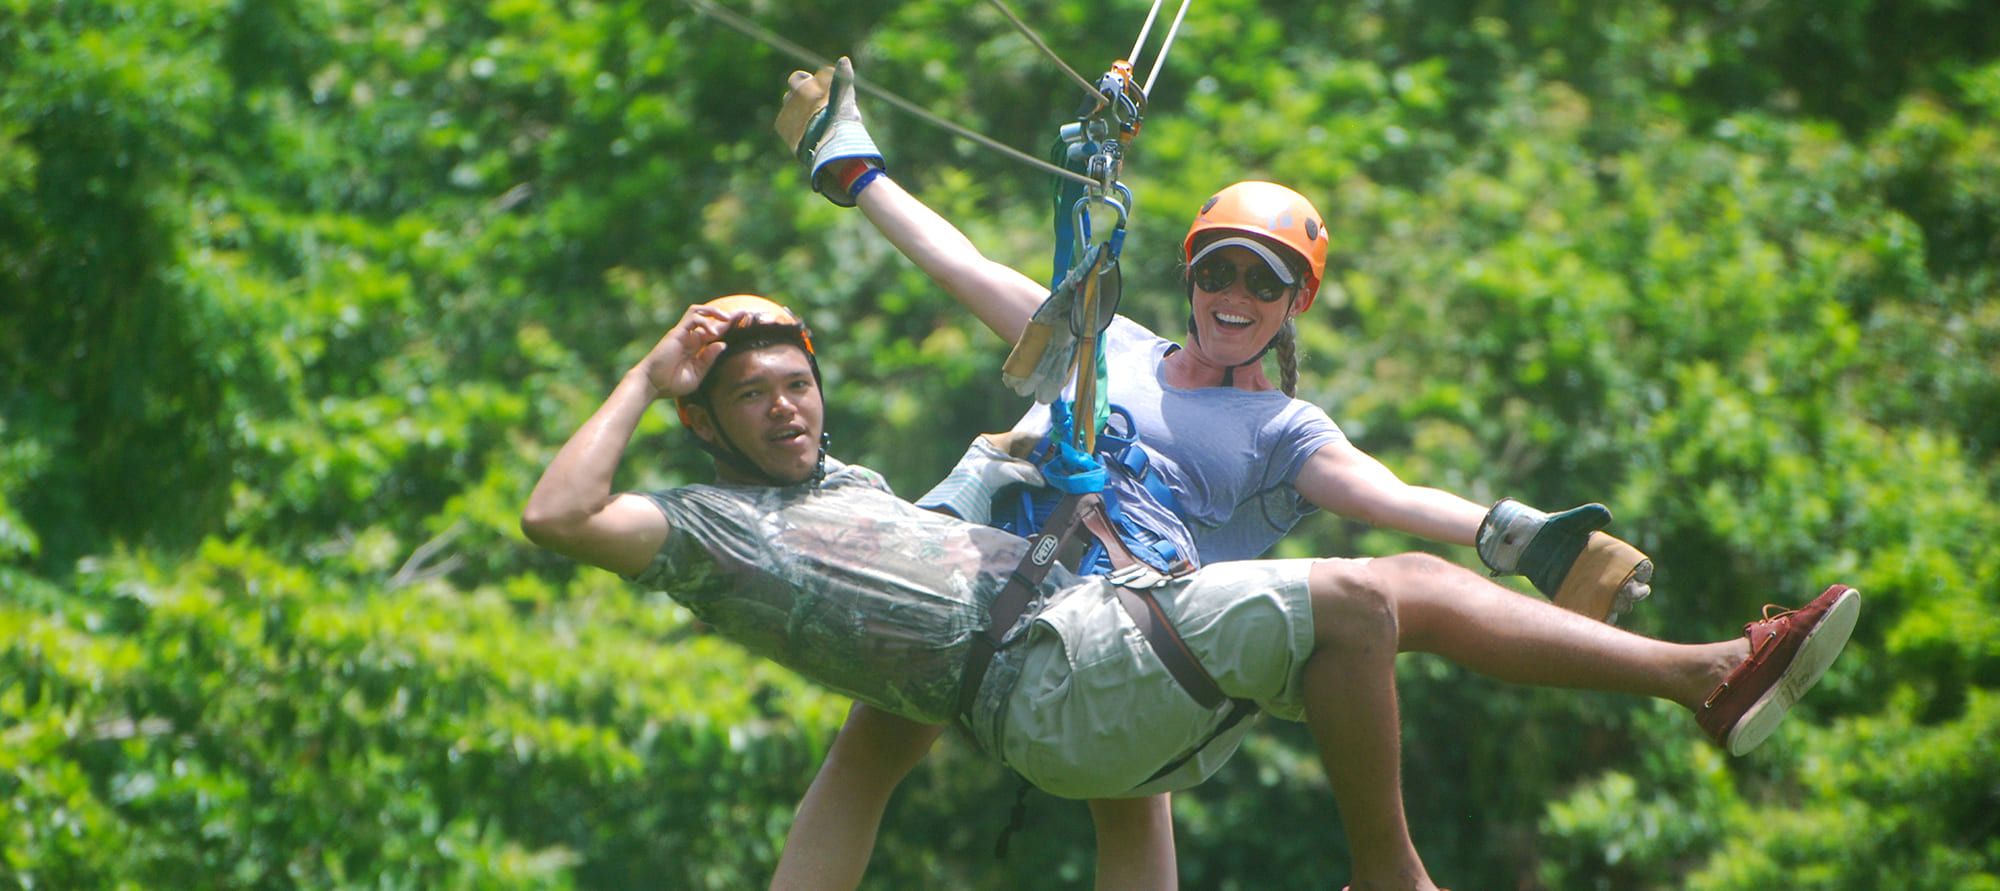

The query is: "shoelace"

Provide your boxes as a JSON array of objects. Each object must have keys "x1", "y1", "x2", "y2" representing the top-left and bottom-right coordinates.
[
  {"x1": 1703, "y1": 605, "x2": 1799, "y2": 709},
  {"x1": 1748, "y1": 604, "x2": 1798, "y2": 657}
]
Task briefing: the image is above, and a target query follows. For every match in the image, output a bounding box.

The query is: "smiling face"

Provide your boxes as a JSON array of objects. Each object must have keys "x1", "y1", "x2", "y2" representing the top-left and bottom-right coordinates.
[
  {"x1": 684, "y1": 343, "x2": 825, "y2": 485},
  {"x1": 1185, "y1": 243, "x2": 1303, "y2": 369}
]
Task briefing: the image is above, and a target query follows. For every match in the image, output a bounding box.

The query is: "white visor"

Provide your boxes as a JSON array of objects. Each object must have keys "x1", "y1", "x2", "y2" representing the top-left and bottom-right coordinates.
[{"x1": 1188, "y1": 236, "x2": 1296, "y2": 286}]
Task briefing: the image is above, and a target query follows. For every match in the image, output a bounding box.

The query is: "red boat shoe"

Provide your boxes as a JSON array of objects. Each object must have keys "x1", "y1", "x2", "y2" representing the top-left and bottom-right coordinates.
[{"x1": 1698, "y1": 584, "x2": 1861, "y2": 756}]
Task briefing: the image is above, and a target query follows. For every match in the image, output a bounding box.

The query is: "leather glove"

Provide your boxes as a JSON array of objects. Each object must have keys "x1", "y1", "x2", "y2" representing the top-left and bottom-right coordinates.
[
  {"x1": 1477, "y1": 498, "x2": 1653, "y2": 623},
  {"x1": 774, "y1": 56, "x2": 882, "y2": 207},
  {"x1": 1555, "y1": 532, "x2": 1654, "y2": 623},
  {"x1": 914, "y1": 433, "x2": 1047, "y2": 525},
  {"x1": 1001, "y1": 244, "x2": 1102, "y2": 403}
]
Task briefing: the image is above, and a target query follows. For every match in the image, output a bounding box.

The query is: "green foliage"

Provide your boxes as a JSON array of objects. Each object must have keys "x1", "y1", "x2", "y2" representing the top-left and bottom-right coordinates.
[
  {"x1": 3, "y1": 0, "x2": 1997, "y2": 887},
  {"x1": 1, "y1": 540, "x2": 849, "y2": 889},
  {"x1": 1, "y1": 0, "x2": 237, "y2": 568}
]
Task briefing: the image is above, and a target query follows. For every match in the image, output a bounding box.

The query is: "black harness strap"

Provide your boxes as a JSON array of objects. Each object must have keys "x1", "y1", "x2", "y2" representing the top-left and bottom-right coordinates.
[
  {"x1": 1137, "y1": 698, "x2": 1259, "y2": 786},
  {"x1": 1112, "y1": 575, "x2": 1261, "y2": 786},
  {"x1": 957, "y1": 493, "x2": 1092, "y2": 716}
]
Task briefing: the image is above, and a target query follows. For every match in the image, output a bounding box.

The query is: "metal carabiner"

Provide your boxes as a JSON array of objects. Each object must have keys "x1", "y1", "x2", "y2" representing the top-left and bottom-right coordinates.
[{"x1": 1069, "y1": 184, "x2": 1131, "y2": 267}]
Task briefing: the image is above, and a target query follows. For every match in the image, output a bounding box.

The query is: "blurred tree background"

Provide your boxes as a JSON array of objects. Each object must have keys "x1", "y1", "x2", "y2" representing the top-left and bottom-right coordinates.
[{"x1": 3, "y1": 0, "x2": 1997, "y2": 887}]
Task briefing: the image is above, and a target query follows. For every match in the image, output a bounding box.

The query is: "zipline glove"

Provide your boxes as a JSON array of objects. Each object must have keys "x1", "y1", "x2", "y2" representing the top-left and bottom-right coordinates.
[
  {"x1": 1477, "y1": 498, "x2": 1654, "y2": 623},
  {"x1": 774, "y1": 56, "x2": 882, "y2": 207},
  {"x1": 914, "y1": 432, "x2": 1047, "y2": 526},
  {"x1": 1562, "y1": 532, "x2": 1654, "y2": 623}
]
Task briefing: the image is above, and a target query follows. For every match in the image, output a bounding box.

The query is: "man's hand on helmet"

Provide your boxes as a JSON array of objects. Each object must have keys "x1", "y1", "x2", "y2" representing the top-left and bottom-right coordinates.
[{"x1": 641, "y1": 304, "x2": 738, "y2": 402}]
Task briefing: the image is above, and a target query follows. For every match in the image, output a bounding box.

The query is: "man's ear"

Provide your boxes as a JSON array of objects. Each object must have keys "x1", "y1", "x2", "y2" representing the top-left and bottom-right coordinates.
[{"x1": 681, "y1": 402, "x2": 719, "y2": 443}]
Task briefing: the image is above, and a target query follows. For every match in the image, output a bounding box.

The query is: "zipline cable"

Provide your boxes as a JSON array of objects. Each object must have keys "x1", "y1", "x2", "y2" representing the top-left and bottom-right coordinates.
[
  {"x1": 984, "y1": 0, "x2": 1107, "y2": 114},
  {"x1": 1126, "y1": 0, "x2": 1191, "y2": 95},
  {"x1": 1140, "y1": 0, "x2": 1193, "y2": 96},
  {"x1": 682, "y1": 0, "x2": 1098, "y2": 187},
  {"x1": 1127, "y1": 0, "x2": 1165, "y2": 69}
]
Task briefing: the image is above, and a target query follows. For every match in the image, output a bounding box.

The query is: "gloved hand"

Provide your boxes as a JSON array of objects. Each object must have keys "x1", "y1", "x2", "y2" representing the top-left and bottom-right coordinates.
[
  {"x1": 774, "y1": 56, "x2": 882, "y2": 207},
  {"x1": 1477, "y1": 498, "x2": 1654, "y2": 622},
  {"x1": 774, "y1": 64, "x2": 832, "y2": 153},
  {"x1": 914, "y1": 433, "x2": 1047, "y2": 525}
]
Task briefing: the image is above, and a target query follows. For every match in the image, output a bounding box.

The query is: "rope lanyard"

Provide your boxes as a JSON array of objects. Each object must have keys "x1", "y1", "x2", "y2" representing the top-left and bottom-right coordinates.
[{"x1": 1015, "y1": 0, "x2": 1190, "y2": 456}]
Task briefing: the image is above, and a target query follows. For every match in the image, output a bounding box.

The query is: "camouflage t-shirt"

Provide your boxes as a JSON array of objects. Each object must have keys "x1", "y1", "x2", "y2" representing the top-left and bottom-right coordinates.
[{"x1": 630, "y1": 460, "x2": 1073, "y2": 725}]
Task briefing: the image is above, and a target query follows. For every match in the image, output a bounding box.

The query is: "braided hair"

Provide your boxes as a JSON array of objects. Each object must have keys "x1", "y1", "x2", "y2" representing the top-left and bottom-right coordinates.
[{"x1": 1273, "y1": 318, "x2": 1300, "y2": 397}]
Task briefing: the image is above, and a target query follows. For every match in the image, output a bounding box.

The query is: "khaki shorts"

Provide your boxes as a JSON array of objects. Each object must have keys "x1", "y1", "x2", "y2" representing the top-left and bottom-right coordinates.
[{"x1": 968, "y1": 559, "x2": 1322, "y2": 799}]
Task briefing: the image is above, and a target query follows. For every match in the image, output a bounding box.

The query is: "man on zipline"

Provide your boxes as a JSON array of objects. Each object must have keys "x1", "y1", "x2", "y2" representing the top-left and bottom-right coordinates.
[{"x1": 521, "y1": 295, "x2": 1859, "y2": 891}]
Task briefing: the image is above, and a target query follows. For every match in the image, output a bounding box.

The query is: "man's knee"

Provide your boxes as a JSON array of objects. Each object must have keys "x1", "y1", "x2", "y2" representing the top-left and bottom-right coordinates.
[{"x1": 833, "y1": 703, "x2": 944, "y2": 778}]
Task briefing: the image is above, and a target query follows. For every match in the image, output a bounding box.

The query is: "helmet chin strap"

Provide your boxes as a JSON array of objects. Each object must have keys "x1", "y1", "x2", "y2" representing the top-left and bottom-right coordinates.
[
  {"x1": 1184, "y1": 311, "x2": 1268, "y2": 388},
  {"x1": 696, "y1": 414, "x2": 829, "y2": 487}
]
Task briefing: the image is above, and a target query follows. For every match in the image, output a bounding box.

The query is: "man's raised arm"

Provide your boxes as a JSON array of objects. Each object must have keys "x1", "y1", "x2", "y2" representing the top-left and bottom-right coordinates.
[{"x1": 522, "y1": 305, "x2": 732, "y2": 577}]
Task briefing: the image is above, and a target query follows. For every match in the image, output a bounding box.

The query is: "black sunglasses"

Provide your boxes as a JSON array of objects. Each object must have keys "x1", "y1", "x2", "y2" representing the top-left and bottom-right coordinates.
[{"x1": 1190, "y1": 254, "x2": 1295, "y2": 303}]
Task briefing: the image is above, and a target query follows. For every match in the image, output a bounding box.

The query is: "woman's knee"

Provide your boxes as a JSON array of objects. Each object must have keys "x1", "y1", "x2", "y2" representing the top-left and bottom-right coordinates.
[{"x1": 1307, "y1": 557, "x2": 1400, "y2": 651}]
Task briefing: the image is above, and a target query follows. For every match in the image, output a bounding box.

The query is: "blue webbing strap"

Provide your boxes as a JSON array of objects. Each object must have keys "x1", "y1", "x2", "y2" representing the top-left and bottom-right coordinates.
[{"x1": 1096, "y1": 405, "x2": 1184, "y2": 522}]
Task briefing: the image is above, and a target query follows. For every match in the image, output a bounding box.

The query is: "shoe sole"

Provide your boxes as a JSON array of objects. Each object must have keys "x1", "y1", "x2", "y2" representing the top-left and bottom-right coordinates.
[{"x1": 1724, "y1": 585, "x2": 1861, "y2": 756}]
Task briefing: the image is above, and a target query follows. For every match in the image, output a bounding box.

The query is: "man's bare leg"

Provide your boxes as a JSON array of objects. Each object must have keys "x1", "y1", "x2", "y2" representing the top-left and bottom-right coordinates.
[
  {"x1": 1296, "y1": 553, "x2": 1778, "y2": 890},
  {"x1": 1088, "y1": 794, "x2": 1179, "y2": 890},
  {"x1": 1371, "y1": 552, "x2": 1745, "y2": 708},
  {"x1": 769, "y1": 703, "x2": 943, "y2": 891}
]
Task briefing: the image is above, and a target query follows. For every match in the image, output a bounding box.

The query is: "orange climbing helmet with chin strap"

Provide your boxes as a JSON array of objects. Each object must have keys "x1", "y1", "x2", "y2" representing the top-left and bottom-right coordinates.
[
  {"x1": 1182, "y1": 181, "x2": 1329, "y2": 310},
  {"x1": 673, "y1": 294, "x2": 819, "y2": 427}
]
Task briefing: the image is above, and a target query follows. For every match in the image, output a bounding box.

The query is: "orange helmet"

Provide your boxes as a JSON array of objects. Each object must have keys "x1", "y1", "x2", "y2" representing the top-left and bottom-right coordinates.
[
  {"x1": 1182, "y1": 181, "x2": 1329, "y2": 308},
  {"x1": 674, "y1": 294, "x2": 818, "y2": 427},
  {"x1": 698, "y1": 294, "x2": 814, "y2": 352}
]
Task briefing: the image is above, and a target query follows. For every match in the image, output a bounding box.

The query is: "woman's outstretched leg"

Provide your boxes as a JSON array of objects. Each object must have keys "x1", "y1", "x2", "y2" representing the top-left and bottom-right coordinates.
[{"x1": 1368, "y1": 552, "x2": 1741, "y2": 708}]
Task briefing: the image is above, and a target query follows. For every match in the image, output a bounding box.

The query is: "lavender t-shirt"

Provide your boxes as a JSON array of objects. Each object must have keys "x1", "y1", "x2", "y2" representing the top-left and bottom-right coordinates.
[{"x1": 1011, "y1": 316, "x2": 1345, "y2": 563}]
